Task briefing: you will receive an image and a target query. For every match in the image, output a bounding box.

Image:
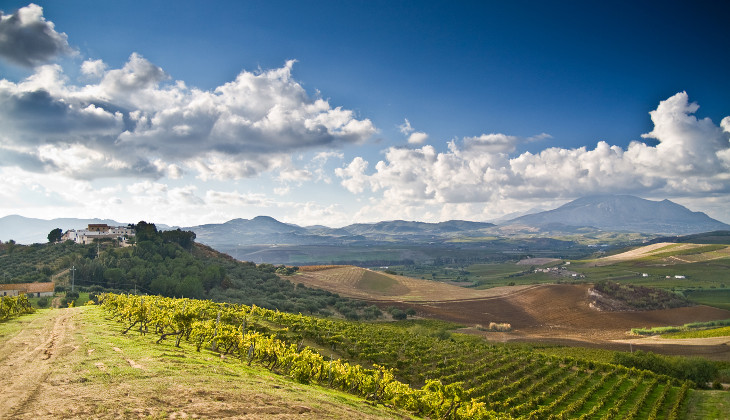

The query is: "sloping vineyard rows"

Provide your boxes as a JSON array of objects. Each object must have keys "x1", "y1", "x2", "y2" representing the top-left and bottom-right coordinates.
[
  {"x1": 0, "y1": 295, "x2": 34, "y2": 321},
  {"x1": 100, "y1": 293, "x2": 501, "y2": 419},
  {"x1": 100, "y1": 293, "x2": 692, "y2": 419}
]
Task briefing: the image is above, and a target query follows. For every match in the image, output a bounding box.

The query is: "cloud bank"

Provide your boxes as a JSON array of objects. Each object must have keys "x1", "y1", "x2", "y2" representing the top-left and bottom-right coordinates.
[
  {"x1": 0, "y1": 56, "x2": 376, "y2": 180},
  {"x1": 0, "y1": 5, "x2": 376, "y2": 182},
  {"x1": 337, "y1": 92, "x2": 730, "y2": 215}
]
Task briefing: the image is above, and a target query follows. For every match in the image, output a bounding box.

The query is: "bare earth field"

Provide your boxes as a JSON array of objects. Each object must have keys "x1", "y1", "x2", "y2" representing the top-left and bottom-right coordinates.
[
  {"x1": 294, "y1": 266, "x2": 730, "y2": 361},
  {"x1": 294, "y1": 265, "x2": 532, "y2": 301},
  {"x1": 416, "y1": 284, "x2": 730, "y2": 360},
  {"x1": 0, "y1": 307, "x2": 412, "y2": 419}
]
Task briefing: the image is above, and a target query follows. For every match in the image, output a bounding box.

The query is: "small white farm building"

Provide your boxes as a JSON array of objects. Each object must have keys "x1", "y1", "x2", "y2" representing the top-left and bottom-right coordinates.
[{"x1": 0, "y1": 282, "x2": 54, "y2": 297}]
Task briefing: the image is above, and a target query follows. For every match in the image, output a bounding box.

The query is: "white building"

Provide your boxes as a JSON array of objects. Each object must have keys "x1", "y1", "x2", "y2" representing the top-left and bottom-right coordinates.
[
  {"x1": 62, "y1": 224, "x2": 134, "y2": 245},
  {"x1": 0, "y1": 282, "x2": 54, "y2": 297}
]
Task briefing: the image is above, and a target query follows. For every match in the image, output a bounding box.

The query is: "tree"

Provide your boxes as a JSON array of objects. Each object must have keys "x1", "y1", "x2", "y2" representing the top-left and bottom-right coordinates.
[
  {"x1": 47, "y1": 228, "x2": 63, "y2": 243},
  {"x1": 133, "y1": 221, "x2": 158, "y2": 242}
]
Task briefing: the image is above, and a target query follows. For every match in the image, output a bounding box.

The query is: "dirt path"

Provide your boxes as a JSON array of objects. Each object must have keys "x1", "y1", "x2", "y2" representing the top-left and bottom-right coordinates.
[{"x1": 0, "y1": 308, "x2": 78, "y2": 418}]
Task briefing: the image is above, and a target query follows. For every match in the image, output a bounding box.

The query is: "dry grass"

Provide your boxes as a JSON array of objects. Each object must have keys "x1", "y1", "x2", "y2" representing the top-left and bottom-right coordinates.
[{"x1": 293, "y1": 265, "x2": 530, "y2": 301}]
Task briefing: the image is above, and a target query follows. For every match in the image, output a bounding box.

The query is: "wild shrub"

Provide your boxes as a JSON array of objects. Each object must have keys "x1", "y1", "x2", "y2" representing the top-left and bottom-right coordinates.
[{"x1": 488, "y1": 322, "x2": 512, "y2": 332}]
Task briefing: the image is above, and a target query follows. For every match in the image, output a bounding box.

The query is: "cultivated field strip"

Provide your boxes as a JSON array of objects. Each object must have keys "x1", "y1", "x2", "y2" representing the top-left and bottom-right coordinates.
[{"x1": 100, "y1": 293, "x2": 693, "y2": 419}]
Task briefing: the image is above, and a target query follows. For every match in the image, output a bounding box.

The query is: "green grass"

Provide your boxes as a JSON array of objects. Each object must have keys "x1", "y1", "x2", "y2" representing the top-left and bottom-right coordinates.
[
  {"x1": 0, "y1": 307, "x2": 46, "y2": 334},
  {"x1": 684, "y1": 389, "x2": 730, "y2": 420},
  {"x1": 75, "y1": 291, "x2": 91, "y2": 306},
  {"x1": 632, "y1": 319, "x2": 730, "y2": 336},
  {"x1": 661, "y1": 326, "x2": 730, "y2": 339},
  {"x1": 26, "y1": 295, "x2": 52, "y2": 309},
  {"x1": 528, "y1": 345, "x2": 620, "y2": 364},
  {"x1": 684, "y1": 289, "x2": 730, "y2": 311},
  {"x1": 571, "y1": 258, "x2": 730, "y2": 291}
]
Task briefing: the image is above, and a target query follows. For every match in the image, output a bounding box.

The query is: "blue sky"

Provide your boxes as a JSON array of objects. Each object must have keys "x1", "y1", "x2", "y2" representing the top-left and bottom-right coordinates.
[{"x1": 1, "y1": 1, "x2": 729, "y2": 228}]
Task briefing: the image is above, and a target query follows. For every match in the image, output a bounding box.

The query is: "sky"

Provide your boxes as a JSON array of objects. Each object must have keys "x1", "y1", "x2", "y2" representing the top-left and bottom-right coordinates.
[{"x1": 1, "y1": 1, "x2": 729, "y2": 228}]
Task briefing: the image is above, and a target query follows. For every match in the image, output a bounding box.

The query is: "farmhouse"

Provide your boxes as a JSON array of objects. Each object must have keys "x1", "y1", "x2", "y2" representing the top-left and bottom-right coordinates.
[
  {"x1": 62, "y1": 224, "x2": 134, "y2": 245},
  {"x1": 0, "y1": 282, "x2": 54, "y2": 297}
]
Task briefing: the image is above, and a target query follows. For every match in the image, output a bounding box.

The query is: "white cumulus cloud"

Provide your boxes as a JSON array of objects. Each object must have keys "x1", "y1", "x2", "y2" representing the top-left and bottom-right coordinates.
[
  {"x1": 0, "y1": 54, "x2": 376, "y2": 181},
  {"x1": 337, "y1": 92, "x2": 730, "y2": 217},
  {"x1": 408, "y1": 131, "x2": 429, "y2": 145}
]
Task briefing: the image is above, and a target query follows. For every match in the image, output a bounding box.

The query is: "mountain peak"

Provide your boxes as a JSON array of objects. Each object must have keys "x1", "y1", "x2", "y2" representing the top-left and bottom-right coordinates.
[
  {"x1": 252, "y1": 215, "x2": 278, "y2": 222},
  {"x1": 506, "y1": 195, "x2": 729, "y2": 235}
]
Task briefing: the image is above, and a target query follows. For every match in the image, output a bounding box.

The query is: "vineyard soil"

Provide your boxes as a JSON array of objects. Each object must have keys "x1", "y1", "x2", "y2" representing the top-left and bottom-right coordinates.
[{"x1": 0, "y1": 307, "x2": 413, "y2": 419}]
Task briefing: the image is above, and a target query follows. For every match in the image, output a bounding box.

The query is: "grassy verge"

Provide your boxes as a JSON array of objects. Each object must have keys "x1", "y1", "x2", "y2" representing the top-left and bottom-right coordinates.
[
  {"x1": 684, "y1": 389, "x2": 730, "y2": 419},
  {"x1": 661, "y1": 326, "x2": 730, "y2": 339},
  {"x1": 0, "y1": 307, "x2": 47, "y2": 336},
  {"x1": 684, "y1": 289, "x2": 730, "y2": 311},
  {"x1": 631, "y1": 319, "x2": 730, "y2": 337}
]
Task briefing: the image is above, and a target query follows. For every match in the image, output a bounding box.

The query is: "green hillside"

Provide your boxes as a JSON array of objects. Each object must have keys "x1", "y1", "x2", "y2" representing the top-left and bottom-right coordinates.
[{"x1": 0, "y1": 224, "x2": 378, "y2": 319}]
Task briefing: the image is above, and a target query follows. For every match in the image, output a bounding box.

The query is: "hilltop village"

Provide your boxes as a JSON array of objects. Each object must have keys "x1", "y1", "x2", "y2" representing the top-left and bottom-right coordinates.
[{"x1": 61, "y1": 224, "x2": 135, "y2": 245}]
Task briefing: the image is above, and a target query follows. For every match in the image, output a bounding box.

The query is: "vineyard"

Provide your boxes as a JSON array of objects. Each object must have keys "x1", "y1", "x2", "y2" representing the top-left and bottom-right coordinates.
[
  {"x1": 0, "y1": 295, "x2": 34, "y2": 321},
  {"x1": 100, "y1": 293, "x2": 694, "y2": 419}
]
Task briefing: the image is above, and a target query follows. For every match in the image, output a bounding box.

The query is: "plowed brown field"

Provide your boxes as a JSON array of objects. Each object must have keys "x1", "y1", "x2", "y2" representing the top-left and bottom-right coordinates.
[
  {"x1": 415, "y1": 285, "x2": 730, "y2": 360},
  {"x1": 293, "y1": 266, "x2": 730, "y2": 360}
]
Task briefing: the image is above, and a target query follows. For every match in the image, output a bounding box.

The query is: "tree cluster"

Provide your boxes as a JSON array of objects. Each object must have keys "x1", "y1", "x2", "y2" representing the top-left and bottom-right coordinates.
[{"x1": 593, "y1": 281, "x2": 690, "y2": 310}]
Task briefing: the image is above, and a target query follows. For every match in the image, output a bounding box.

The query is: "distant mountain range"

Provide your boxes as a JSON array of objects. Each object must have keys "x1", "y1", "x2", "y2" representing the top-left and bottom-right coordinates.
[
  {"x1": 184, "y1": 195, "x2": 729, "y2": 254},
  {"x1": 188, "y1": 216, "x2": 497, "y2": 248},
  {"x1": 2, "y1": 195, "x2": 728, "y2": 246}
]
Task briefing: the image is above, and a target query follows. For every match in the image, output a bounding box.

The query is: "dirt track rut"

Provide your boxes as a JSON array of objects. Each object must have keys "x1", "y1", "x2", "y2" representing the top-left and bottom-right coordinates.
[{"x1": 0, "y1": 309, "x2": 77, "y2": 418}]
